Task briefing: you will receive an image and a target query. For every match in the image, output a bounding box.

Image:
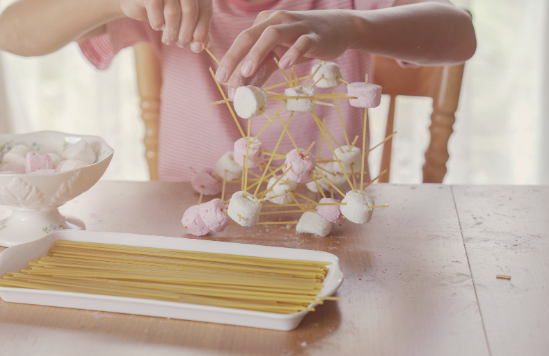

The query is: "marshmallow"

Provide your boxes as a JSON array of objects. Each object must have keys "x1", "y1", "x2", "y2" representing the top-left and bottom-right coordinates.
[
  {"x1": 2, "y1": 145, "x2": 30, "y2": 166},
  {"x1": 215, "y1": 151, "x2": 242, "y2": 181},
  {"x1": 284, "y1": 86, "x2": 316, "y2": 112},
  {"x1": 47, "y1": 153, "x2": 62, "y2": 168},
  {"x1": 234, "y1": 85, "x2": 268, "y2": 119},
  {"x1": 316, "y1": 198, "x2": 344, "y2": 224},
  {"x1": 182, "y1": 205, "x2": 210, "y2": 236},
  {"x1": 1, "y1": 163, "x2": 25, "y2": 174},
  {"x1": 333, "y1": 145, "x2": 362, "y2": 174},
  {"x1": 296, "y1": 212, "x2": 332, "y2": 237},
  {"x1": 57, "y1": 159, "x2": 89, "y2": 172},
  {"x1": 62, "y1": 140, "x2": 96, "y2": 165},
  {"x1": 198, "y1": 198, "x2": 230, "y2": 232},
  {"x1": 25, "y1": 152, "x2": 53, "y2": 173},
  {"x1": 227, "y1": 191, "x2": 262, "y2": 227},
  {"x1": 283, "y1": 148, "x2": 316, "y2": 183},
  {"x1": 266, "y1": 176, "x2": 298, "y2": 205},
  {"x1": 191, "y1": 167, "x2": 222, "y2": 195},
  {"x1": 321, "y1": 163, "x2": 350, "y2": 191},
  {"x1": 347, "y1": 82, "x2": 382, "y2": 108},
  {"x1": 233, "y1": 137, "x2": 264, "y2": 169},
  {"x1": 340, "y1": 190, "x2": 375, "y2": 224},
  {"x1": 306, "y1": 179, "x2": 320, "y2": 193},
  {"x1": 311, "y1": 62, "x2": 343, "y2": 88}
]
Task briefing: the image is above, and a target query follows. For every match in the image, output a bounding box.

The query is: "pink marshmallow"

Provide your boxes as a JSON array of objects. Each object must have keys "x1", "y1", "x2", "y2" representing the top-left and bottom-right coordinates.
[
  {"x1": 316, "y1": 198, "x2": 344, "y2": 224},
  {"x1": 25, "y1": 152, "x2": 53, "y2": 173},
  {"x1": 182, "y1": 205, "x2": 210, "y2": 236},
  {"x1": 283, "y1": 148, "x2": 316, "y2": 183},
  {"x1": 347, "y1": 82, "x2": 382, "y2": 108},
  {"x1": 198, "y1": 198, "x2": 230, "y2": 232},
  {"x1": 1, "y1": 163, "x2": 25, "y2": 174},
  {"x1": 233, "y1": 137, "x2": 264, "y2": 168},
  {"x1": 191, "y1": 168, "x2": 223, "y2": 195}
]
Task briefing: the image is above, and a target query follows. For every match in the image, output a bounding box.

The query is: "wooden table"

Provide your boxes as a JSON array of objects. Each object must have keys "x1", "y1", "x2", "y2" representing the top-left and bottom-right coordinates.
[{"x1": 0, "y1": 182, "x2": 547, "y2": 356}]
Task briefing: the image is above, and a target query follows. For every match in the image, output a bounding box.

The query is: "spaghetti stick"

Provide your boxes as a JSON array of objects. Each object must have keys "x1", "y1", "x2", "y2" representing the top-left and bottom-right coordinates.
[
  {"x1": 310, "y1": 74, "x2": 324, "y2": 88},
  {"x1": 318, "y1": 117, "x2": 343, "y2": 152},
  {"x1": 351, "y1": 163, "x2": 356, "y2": 189},
  {"x1": 221, "y1": 171, "x2": 227, "y2": 201},
  {"x1": 311, "y1": 174, "x2": 327, "y2": 198},
  {"x1": 304, "y1": 141, "x2": 316, "y2": 156},
  {"x1": 292, "y1": 66, "x2": 299, "y2": 87},
  {"x1": 292, "y1": 191, "x2": 318, "y2": 204},
  {"x1": 311, "y1": 112, "x2": 354, "y2": 190},
  {"x1": 260, "y1": 209, "x2": 314, "y2": 215},
  {"x1": 263, "y1": 76, "x2": 311, "y2": 91},
  {"x1": 360, "y1": 108, "x2": 368, "y2": 192},
  {"x1": 258, "y1": 166, "x2": 290, "y2": 198},
  {"x1": 288, "y1": 191, "x2": 306, "y2": 212},
  {"x1": 314, "y1": 169, "x2": 346, "y2": 197},
  {"x1": 369, "y1": 205, "x2": 389, "y2": 208},
  {"x1": 243, "y1": 119, "x2": 252, "y2": 194},
  {"x1": 198, "y1": 188, "x2": 204, "y2": 204},
  {"x1": 363, "y1": 169, "x2": 387, "y2": 191},
  {"x1": 313, "y1": 101, "x2": 335, "y2": 107},
  {"x1": 253, "y1": 113, "x2": 295, "y2": 197},
  {"x1": 204, "y1": 48, "x2": 220, "y2": 65},
  {"x1": 251, "y1": 103, "x2": 285, "y2": 144},
  {"x1": 350, "y1": 135, "x2": 359, "y2": 150},
  {"x1": 255, "y1": 221, "x2": 299, "y2": 225},
  {"x1": 337, "y1": 77, "x2": 349, "y2": 85},
  {"x1": 332, "y1": 87, "x2": 351, "y2": 147},
  {"x1": 276, "y1": 113, "x2": 301, "y2": 154},
  {"x1": 208, "y1": 99, "x2": 229, "y2": 107},
  {"x1": 247, "y1": 164, "x2": 285, "y2": 192},
  {"x1": 261, "y1": 202, "x2": 346, "y2": 208},
  {"x1": 366, "y1": 131, "x2": 397, "y2": 155},
  {"x1": 315, "y1": 164, "x2": 335, "y2": 176},
  {"x1": 208, "y1": 67, "x2": 245, "y2": 137},
  {"x1": 304, "y1": 61, "x2": 323, "y2": 86},
  {"x1": 273, "y1": 57, "x2": 291, "y2": 87}
]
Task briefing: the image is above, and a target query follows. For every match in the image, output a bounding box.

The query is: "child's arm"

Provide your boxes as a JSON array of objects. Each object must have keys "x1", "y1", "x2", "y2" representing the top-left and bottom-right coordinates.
[
  {"x1": 0, "y1": 0, "x2": 213, "y2": 56},
  {"x1": 216, "y1": 0, "x2": 476, "y2": 88}
]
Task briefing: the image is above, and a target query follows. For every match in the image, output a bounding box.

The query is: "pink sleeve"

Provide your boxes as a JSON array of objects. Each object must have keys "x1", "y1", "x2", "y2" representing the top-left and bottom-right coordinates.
[
  {"x1": 78, "y1": 18, "x2": 160, "y2": 70},
  {"x1": 354, "y1": 0, "x2": 396, "y2": 10}
]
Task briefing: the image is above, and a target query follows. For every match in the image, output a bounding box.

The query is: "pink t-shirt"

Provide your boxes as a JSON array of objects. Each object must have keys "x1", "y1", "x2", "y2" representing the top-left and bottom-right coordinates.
[{"x1": 80, "y1": 0, "x2": 394, "y2": 181}]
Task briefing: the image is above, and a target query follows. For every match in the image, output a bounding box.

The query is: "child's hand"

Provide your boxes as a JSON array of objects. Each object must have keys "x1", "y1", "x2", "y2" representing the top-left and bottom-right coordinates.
[
  {"x1": 120, "y1": 0, "x2": 213, "y2": 51},
  {"x1": 215, "y1": 10, "x2": 357, "y2": 88}
]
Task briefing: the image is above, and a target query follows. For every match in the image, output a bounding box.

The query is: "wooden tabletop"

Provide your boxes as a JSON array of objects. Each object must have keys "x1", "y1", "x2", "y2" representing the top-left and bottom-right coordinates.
[{"x1": 0, "y1": 182, "x2": 547, "y2": 356}]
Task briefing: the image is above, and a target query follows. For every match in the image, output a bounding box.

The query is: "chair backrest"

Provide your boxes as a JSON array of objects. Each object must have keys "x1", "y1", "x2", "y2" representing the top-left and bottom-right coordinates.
[
  {"x1": 373, "y1": 56, "x2": 465, "y2": 183},
  {"x1": 134, "y1": 44, "x2": 465, "y2": 183}
]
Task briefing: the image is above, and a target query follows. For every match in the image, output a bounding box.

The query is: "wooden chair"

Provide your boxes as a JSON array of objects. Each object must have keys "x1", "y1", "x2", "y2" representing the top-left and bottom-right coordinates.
[
  {"x1": 374, "y1": 56, "x2": 465, "y2": 183},
  {"x1": 134, "y1": 44, "x2": 465, "y2": 183}
]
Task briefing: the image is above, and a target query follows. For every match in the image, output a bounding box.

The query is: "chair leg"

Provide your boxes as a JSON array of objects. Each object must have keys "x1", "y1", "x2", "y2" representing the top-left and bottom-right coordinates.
[
  {"x1": 380, "y1": 96, "x2": 396, "y2": 183},
  {"x1": 422, "y1": 64, "x2": 464, "y2": 183}
]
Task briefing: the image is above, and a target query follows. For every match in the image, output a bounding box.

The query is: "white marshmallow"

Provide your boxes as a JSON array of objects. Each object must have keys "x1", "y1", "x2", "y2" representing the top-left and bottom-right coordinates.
[
  {"x1": 47, "y1": 153, "x2": 62, "y2": 168},
  {"x1": 314, "y1": 163, "x2": 348, "y2": 192},
  {"x1": 62, "y1": 140, "x2": 96, "y2": 165},
  {"x1": 227, "y1": 191, "x2": 262, "y2": 227},
  {"x1": 284, "y1": 87, "x2": 316, "y2": 112},
  {"x1": 2, "y1": 145, "x2": 30, "y2": 166},
  {"x1": 296, "y1": 212, "x2": 332, "y2": 237},
  {"x1": 57, "y1": 159, "x2": 89, "y2": 172},
  {"x1": 333, "y1": 145, "x2": 362, "y2": 174},
  {"x1": 266, "y1": 176, "x2": 298, "y2": 205},
  {"x1": 234, "y1": 85, "x2": 268, "y2": 119},
  {"x1": 340, "y1": 190, "x2": 375, "y2": 224},
  {"x1": 215, "y1": 151, "x2": 242, "y2": 181},
  {"x1": 311, "y1": 62, "x2": 343, "y2": 88},
  {"x1": 306, "y1": 180, "x2": 320, "y2": 193}
]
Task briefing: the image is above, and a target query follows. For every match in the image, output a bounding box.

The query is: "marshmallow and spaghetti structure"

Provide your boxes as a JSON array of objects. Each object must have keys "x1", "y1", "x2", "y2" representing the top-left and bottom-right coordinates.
[
  {"x1": 0, "y1": 240, "x2": 340, "y2": 314},
  {"x1": 184, "y1": 53, "x2": 392, "y2": 237}
]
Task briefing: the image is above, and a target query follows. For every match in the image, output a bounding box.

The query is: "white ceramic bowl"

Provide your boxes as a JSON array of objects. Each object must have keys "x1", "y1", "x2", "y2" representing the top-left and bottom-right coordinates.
[{"x1": 0, "y1": 131, "x2": 113, "y2": 247}]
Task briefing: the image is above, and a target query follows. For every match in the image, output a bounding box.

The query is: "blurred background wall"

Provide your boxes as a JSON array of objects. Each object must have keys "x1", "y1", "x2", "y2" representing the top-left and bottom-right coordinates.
[{"x1": 0, "y1": 0, "x2": 547, "y2": 183}]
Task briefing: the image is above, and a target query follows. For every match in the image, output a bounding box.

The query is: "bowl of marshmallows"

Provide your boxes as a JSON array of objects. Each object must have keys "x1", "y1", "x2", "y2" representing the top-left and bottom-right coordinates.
[{"x1": 0, "y1": 131, "x2": 113, "y2": 247}]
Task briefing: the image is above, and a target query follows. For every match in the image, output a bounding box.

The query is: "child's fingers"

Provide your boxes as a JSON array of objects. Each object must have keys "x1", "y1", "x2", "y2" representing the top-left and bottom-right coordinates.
[
  {"x1": 162, "y1": 0, "x2": 183, "y2": 44},
  {"x1": 277, "y1": 35, "x2": 316, "y2": 70},
  {"x1": 177, "y1": 0, "x2": 199, "y2": 47},
  {"x1": 239, "y1": 24, "x2": 301, "y2": 77},
  {"x1": 216, "y1": 13, "x2": 284, "y2": 83},
  {"x1": 145, "y1": 0, "x2": 165, "y2": 31},
  {"x1": 190, "y1": 0, "x2": 213, "y2": 52}
]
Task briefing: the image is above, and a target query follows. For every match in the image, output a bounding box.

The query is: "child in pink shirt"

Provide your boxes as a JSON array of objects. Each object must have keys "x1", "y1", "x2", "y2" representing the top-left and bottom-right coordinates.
[{"x1": 0, "y1": 0, "x2": 475, "y2": 181}]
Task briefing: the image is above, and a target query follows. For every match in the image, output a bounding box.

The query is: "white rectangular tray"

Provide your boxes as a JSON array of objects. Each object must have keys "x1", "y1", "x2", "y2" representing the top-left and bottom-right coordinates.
[{"x1": 0, "y1": 230, "x2": 343, "y2": 331}]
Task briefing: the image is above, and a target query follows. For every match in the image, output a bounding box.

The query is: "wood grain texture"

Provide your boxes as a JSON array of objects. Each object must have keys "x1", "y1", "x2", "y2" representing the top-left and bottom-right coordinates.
[
  {"x1": 374, "y1": 56, "x2": 465, "y2": 183},
  {"x1": 134, "y1": 43, "x2": 162, "y2": 181},
  {"x1": 453, "y1": 185, "x2": 549, "y2": 356},
  {"x1": 0, "y1": 182, "x2": 489, "y2": 356}
]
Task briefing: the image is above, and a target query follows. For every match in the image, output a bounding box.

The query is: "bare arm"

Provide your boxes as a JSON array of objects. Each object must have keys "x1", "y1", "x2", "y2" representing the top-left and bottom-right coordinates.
[
  {"x1": 217, "y1": 0, "x2": 476, "y2": 88},
  {"x1": 0, "y1": 0, "x2": 214, "y2": 57}
]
